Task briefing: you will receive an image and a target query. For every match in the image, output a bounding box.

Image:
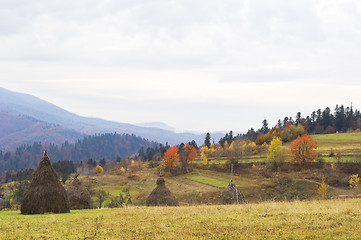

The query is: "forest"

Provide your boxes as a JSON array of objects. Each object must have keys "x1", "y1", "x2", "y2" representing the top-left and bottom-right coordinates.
[{"x1": 0, "y1": 133, "x2": 157, "y2": 172}]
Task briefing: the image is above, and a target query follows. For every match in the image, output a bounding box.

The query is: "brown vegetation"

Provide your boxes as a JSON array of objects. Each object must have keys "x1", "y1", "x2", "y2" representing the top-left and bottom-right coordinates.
[
  {"x1": 21, "y1": 150, "x2": 70, "y2": 214},
  {"x1": 219, "y1": 180, "x2": 245, "y2": 204},
  {"x1": 67, "y1": 177, "x2": 92, "y2": 210},
  {"x1": 146, "y1": 177, "x2": 179, "y2": 206}
]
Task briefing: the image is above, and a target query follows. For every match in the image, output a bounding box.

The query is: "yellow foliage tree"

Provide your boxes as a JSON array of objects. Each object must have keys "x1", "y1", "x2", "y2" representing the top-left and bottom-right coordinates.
[
  {"x1": 318, "y1": 177, "x2": 329, "y2": 199},
  {"x1": 120, "y1": 166, "x2": 125, "y2": 174},
  {"x1": 200, "y1": 146, "x2": 209, "y2": 154},
  {"x1": 201, "y1": 151, "x2": 208, "y2": 166},
  {"x1": 267, "y1": 137, "x2": 284, "y2": 162},
  {"x1": 215, "y1": 144, "x2": 224, "y2": 158},
  {"x1": 95, "y1": 165, "x2": 103, "y2": 174}
]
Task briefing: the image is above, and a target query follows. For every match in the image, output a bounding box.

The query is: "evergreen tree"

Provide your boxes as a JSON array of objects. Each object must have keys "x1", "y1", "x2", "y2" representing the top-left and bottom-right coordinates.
[
  {"x1": 295, "y1": 112, "x2": 301, "y2": 125},
  {"x1": 246, "y1": 128, "x2": 257, "y2": 141},
  {"x1": 283, "y1": 117, "x2": 289, "y2": 127},
  {"x1": 322, "y1": 107, "x2": 332, "y2": 128},
  {"x1": 261, "y1": 119, "x2": 269, "y2": 134},
  {"x1": 204, "y1": 133, "x2": 211, "y2": 148},
  {"x1": 335, "y1": 105, "x2": 346, "y2": 132}
]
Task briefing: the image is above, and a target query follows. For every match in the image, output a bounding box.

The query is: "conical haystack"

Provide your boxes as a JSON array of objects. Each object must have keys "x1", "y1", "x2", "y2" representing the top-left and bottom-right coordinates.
[
  {"x1": 146, "y1": 177, "x2": 179, "y2": 206},
  {"x1": 21, "y1": 150, "x2": 70, "y2": 214},
  {"x1": 67, "y1": 177, "x2": 92, "y2": 210},
  {"x1": 219, "y1": 180, "x2": 245, "y2": 204}
]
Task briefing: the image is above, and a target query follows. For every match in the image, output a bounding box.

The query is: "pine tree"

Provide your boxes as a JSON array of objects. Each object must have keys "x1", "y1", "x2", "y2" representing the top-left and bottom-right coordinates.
[{"x1": 204, "y1": 133, "x2": 211, "y2": 148}]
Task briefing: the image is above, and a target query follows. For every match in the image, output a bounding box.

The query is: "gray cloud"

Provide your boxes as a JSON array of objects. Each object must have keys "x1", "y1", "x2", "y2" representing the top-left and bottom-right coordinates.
[{"x1": 1, "y1": 0, "x2": 361, "y2": 132}]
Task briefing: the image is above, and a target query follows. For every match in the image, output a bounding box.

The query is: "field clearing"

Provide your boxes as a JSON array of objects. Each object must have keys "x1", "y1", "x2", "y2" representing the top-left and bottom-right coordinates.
[
  {"x1": 186, "y1": 175, "x2": 227, "y2": 188},
  {"x1": 313, "y1": 132, "x2": 361, "y2": 156},
  {"x1": 0, "y1": 199, "x2": 360, "y2": 239}
]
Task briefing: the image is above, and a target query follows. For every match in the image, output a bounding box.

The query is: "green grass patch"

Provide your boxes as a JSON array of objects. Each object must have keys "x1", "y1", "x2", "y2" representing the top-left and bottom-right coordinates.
[
  {"x1": 313, "y1": 132, "x2": 361, "y2": 155},
  {"x1": 186, "y1": 175, "x2": 228, "y2": 188}
]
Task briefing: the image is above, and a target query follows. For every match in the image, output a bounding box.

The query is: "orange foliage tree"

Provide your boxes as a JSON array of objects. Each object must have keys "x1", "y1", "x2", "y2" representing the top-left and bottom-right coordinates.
[
  {"x1": 163, "y1": 145, "x2": 179, "y2": 172},
  {"x1": 184, "y1": 143, "x2": 198, "y2": 163},
  {"x1": 289, "y1": 134, "x2": 318, "y2": 165}
]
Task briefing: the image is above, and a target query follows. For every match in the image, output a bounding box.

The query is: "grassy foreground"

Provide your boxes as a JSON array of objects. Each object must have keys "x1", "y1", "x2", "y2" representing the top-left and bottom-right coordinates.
[{"x1": 1, "y1": 198, "x2": 360, "y2": 239}]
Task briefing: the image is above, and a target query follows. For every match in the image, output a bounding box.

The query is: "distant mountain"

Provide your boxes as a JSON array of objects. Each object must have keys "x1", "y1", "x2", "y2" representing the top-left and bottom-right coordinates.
[
  {"x1": 0, "y1": 87, "x2": 222, "y2": 151},
  {"x1": 0, "y1": 111, "x2": 86, "y2": 151},
  {"x1": 136, "y1": 122, "x2": 176, "y2": 132}
]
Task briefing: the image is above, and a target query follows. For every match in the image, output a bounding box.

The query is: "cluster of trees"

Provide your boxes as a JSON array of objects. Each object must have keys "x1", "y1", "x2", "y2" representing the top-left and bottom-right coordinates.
[
  {"x1": 163, "y1": 142, "x2": 198, "y2": 174},
  {"x1": 239, "y1": 104, "x2": 360, "y2": 147},
  {"x1": 138, "y1": 143, "x2": 170, "y2": 162},
  {"x1": 250, "y1": 105, "x2": 360, "y2": 140},
  {"x1": 0, "y1": 133, "x2": 156, "y2": 172},
  {"x1": 253, "y1": 123, "x2": 306, "y2": 145},
  {"x1": 200, "y1": 139, "x2": 269, "y2": 165},
  {"x1": 268, "y1": 134, "x2": 318, "y2": 165}
]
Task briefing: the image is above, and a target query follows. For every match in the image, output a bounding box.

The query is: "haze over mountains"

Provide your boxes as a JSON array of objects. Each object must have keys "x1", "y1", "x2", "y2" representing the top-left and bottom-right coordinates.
[{"x1": 0, "y1": 87, "x2": 224, "y2": 151}]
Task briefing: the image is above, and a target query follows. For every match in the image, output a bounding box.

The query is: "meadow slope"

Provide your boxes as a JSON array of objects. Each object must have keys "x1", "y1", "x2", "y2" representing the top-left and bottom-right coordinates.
[{"x1": 0, "y1": 199, "x2": 360, "y2": 239}]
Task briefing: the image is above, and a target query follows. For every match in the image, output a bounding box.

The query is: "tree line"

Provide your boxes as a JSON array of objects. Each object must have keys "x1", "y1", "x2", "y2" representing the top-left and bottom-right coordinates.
[
  {"x1": 262, "y1": 104, "x2": 360, "y2": 136},
  {"x1": 0, "y1": 133, "x2": 157, "y2": 172}
]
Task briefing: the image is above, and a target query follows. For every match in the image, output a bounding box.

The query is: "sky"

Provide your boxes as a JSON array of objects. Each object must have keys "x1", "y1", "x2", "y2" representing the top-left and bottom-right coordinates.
[{"x1": 1, "y1": 0, "x2": 361, "y2": 133}]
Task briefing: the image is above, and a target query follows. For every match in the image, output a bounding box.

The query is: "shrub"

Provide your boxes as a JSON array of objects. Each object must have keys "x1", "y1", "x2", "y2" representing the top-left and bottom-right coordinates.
[
  {"x1": 349, "y1": 174, "x2": 360, "y2": 189},
  {"x1": 95, "y1": 165, "x2": 103, "y2": 174},
  {"x1": 317, "y1": 177, "x2": 330, "y2": 199}
]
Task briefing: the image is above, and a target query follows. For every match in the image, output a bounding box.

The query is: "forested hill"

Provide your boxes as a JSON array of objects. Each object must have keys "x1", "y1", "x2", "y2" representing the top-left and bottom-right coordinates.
[{"x1": 0, "y1": 133, "x2": 157, "y2": 172}]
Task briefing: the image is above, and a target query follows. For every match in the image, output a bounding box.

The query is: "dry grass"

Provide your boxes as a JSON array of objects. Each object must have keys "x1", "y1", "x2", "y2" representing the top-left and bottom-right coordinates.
[{"x1": 0, "y1": 198, "x2": 360, "y2": 239}]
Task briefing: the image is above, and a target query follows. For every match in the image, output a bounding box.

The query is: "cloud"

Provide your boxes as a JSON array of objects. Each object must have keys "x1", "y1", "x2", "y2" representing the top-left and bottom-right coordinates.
[{"x1": 1, "y1": 0, "x2": 361, "y2": 132}]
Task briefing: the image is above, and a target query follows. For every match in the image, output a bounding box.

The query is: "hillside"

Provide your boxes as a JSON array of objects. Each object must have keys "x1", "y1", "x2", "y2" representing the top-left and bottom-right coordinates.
[
  {"x1": 0, "y1": 112, "x2": 85, "y2": 150},
  {"x1": 76, "y1": 160, "x2": 359, "y2": 208},
  {"x1": 0, "y1": 87, "x2": 219, "y2": 151}
]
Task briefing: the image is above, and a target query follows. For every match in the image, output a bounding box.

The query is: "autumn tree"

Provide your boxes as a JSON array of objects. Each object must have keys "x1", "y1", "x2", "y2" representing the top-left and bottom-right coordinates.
[
  {"x1": 163, "y1": 145, "x2": 179, "y2": 173},
  {"x1": 179, "y1": 143, "x2": 197, "y2": 173},
  {"x1": 227, "y1": 139, "x2": 243, "y2": 163},
  {"x1": 289, "y1": 134, "x2": 318, "y2": 165},
  {"x1": 317, "y1": 177, "x2": 330, "y2": 199},
  {"x1": 267, "y1": 137, "x2": 288, "y2": 163},
  {"x1": 200, "y1": 151, "x2": 208, "y2": 166},
  {"x1": 184, "y1": 143, "x2": 198, "y2": 163},
  {"x1": 95, "y1": 165, "x2": 103, "y2": 174}
]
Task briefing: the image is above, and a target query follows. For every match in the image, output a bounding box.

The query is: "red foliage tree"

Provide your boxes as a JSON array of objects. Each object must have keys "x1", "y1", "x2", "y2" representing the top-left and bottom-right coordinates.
[
  {"x1": 163, "y1": 146, "x2": 179, "y2": 172},
  {"x1": 184, "y1": 143, "x2": 198, "y2": 163},
  {"x1": 289, "y1": 134, "x2": 318, "y2": 165}
]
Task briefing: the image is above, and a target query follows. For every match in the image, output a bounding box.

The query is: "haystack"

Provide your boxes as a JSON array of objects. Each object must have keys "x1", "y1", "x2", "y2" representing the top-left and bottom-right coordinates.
[
  {"x1": 146, "y1": 177, "x2": 179, "y2": 206},
  {"x1": 219, "y1": 180, "x2": 245, "y2": 204},
  {"x1": 67, "y1": 177, "x2": 92, "y2": 209},
  {"x1": 21, "y1": 149, "x2": 70, "y2": 214}
]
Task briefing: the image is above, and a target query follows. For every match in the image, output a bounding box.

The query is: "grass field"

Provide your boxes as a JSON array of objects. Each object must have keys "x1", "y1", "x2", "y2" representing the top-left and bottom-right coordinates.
[
  {"x1": 313, "y1": 132, "x2": 361, "y2": 159},
  {"x1": 1, "y1": 198, "x2": 360, "y2": 239}
]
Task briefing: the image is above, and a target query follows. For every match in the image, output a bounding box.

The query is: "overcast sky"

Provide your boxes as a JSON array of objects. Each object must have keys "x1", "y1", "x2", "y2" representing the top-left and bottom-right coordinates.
[{"x1": 1, "y1": 0, "x2": 361, "y2": 133}]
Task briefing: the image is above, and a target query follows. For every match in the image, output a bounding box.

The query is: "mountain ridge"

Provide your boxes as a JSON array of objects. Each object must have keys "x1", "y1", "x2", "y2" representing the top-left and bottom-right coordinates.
[{"x1": 0, "y1": 87, "x2": 224, "y2": 151}]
